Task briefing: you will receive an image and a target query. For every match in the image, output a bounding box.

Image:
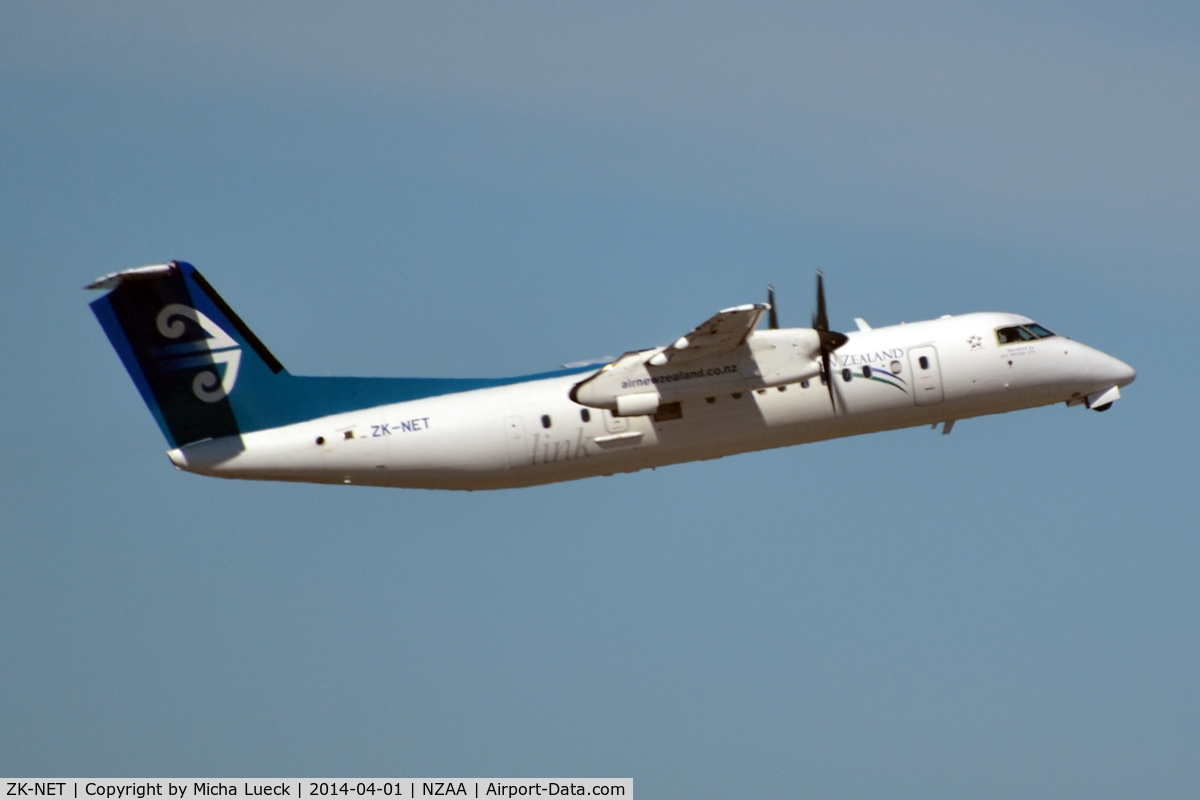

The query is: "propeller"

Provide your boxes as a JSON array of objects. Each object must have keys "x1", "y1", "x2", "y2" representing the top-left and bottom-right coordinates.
[
  {"x1": 767, "y1": 284, "x2": 779, "y2": 329},
  {"x1": 811, "y1": 271, "x2": 849, "y2": 415}
]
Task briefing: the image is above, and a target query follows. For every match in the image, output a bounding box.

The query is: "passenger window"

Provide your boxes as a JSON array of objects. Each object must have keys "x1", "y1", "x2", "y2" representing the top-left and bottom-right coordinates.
[
  {"x1": 580, "y1": 409, "x2": 590, "y2": 423},
  {"x1": 541, "y1": 414, "x2": 551, "y2": 429},
  {"x1": 919, "y1": 356, "x2": 930, "y2": 370},
  {"x1": 862, "y1": 366, "x2": 872, "y2": 379},
  {"x1": 890, "y1": 360, "x2": 902, "y2": 374},
  {"x1": 801, "y1": 379, "x2": 810, "y2": 389},
  {"x1": 842, "y1": 368, "x2": 852, "y2": 382}
]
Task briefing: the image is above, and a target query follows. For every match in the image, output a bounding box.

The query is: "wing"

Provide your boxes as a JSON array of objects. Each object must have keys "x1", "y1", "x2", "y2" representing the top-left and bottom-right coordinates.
[{"x1": 650, "y1": 303, "x2": 769, "y2": 364}]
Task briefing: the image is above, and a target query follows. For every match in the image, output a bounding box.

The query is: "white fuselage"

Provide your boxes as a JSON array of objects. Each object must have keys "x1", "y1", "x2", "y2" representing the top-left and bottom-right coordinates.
[{"x1": 168, "y1": 312, "x2": 1135, "y2": 490}]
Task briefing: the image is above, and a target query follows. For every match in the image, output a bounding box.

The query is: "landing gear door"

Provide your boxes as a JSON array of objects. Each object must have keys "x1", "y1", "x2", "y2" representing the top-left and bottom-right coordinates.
[{"x1": 908, "y1": 345, "x2": 945, "y2": 406}]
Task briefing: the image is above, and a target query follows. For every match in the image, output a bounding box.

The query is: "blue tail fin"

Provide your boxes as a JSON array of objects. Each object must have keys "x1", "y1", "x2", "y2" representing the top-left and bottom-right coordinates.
[{"x1": 89, "y1": 261, "x2": 288, "y2": 448}]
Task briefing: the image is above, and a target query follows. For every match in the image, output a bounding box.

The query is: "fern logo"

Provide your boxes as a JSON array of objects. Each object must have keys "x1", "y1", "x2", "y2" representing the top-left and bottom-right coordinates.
[{"x1": 153, "y1": 304, "x2": 242, "y2": 402}]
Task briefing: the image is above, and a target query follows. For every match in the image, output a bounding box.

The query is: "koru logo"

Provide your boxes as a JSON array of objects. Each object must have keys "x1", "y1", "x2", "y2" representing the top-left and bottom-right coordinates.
[{"x1": 153, "y1": 304, "x2": 242, "y2": 402}]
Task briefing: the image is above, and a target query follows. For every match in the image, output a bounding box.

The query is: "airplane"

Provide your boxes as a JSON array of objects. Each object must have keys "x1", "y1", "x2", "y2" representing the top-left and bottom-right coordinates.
[{"x1": 87, "y1": 261, "x2": 1135, "y2": 490}]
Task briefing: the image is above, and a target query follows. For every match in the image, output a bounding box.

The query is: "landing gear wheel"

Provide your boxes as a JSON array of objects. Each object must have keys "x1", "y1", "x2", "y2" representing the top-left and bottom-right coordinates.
[{"x1": 1092, "y1": 402, "x2": 1112, "y2": 412}]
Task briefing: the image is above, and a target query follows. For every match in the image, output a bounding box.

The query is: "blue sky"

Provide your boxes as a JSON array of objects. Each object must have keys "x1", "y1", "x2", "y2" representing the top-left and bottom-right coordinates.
[{"x1": 1, "y1": 3, "x2": 1197, "y2": 797}]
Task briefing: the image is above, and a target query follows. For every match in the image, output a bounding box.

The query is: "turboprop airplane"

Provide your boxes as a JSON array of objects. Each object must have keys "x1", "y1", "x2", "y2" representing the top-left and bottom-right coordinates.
[{"x1": 88, "y1": 261, "x2": 1135, "y2": 490}]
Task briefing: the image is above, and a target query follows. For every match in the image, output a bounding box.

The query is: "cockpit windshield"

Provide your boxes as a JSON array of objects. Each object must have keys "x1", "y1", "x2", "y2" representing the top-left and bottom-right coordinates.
[{"x1": 996, "y1": 324, "x2": 1056, "y2": 344}]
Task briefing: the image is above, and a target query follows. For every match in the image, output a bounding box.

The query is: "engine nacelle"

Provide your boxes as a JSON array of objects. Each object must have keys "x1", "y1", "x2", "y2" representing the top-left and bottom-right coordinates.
[{"x1": 571, "y1": 328, "x2": 824, "y2": 414}]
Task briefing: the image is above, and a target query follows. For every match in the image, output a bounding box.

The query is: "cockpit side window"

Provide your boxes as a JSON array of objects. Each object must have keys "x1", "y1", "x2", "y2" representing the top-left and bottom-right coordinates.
[
  {"x1": 996, "y1": 324, "x2": 1056, "y2": 344},
  {"x1": 1025, "y1": 323, "x2": 1056, "y2": 338}
]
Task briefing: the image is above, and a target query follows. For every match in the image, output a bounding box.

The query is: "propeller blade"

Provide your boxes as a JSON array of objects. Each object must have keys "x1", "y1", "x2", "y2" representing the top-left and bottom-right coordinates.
[
  {"x1": 813, "y1": 271, "x2": 829, "y2": 331},
  {"x1": 822, "y1": 348, "x2": 838, "y2": 415},
  {"x1": 810, "y1": 270, "x2": 846, "y2": 415},
  {"x1": 767, "y1": 284, "x2": 779, "y2": 329}
]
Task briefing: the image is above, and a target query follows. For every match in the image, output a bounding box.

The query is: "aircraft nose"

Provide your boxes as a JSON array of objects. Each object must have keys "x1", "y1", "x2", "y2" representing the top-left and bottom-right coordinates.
[{"x1": 1094, "y1": 351, "x2": 1136, "y2": 387}]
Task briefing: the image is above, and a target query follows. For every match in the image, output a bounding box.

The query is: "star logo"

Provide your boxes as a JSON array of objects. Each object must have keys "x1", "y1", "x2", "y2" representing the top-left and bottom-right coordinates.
[{"x1": 967, "y1": 335, "x2": 983, "y2": 350}]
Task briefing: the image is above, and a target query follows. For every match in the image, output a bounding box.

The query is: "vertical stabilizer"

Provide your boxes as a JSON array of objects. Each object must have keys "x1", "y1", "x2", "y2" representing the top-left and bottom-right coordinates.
[{"x1": 88, "y1": 261, "x2": 287, "y2": 448}]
